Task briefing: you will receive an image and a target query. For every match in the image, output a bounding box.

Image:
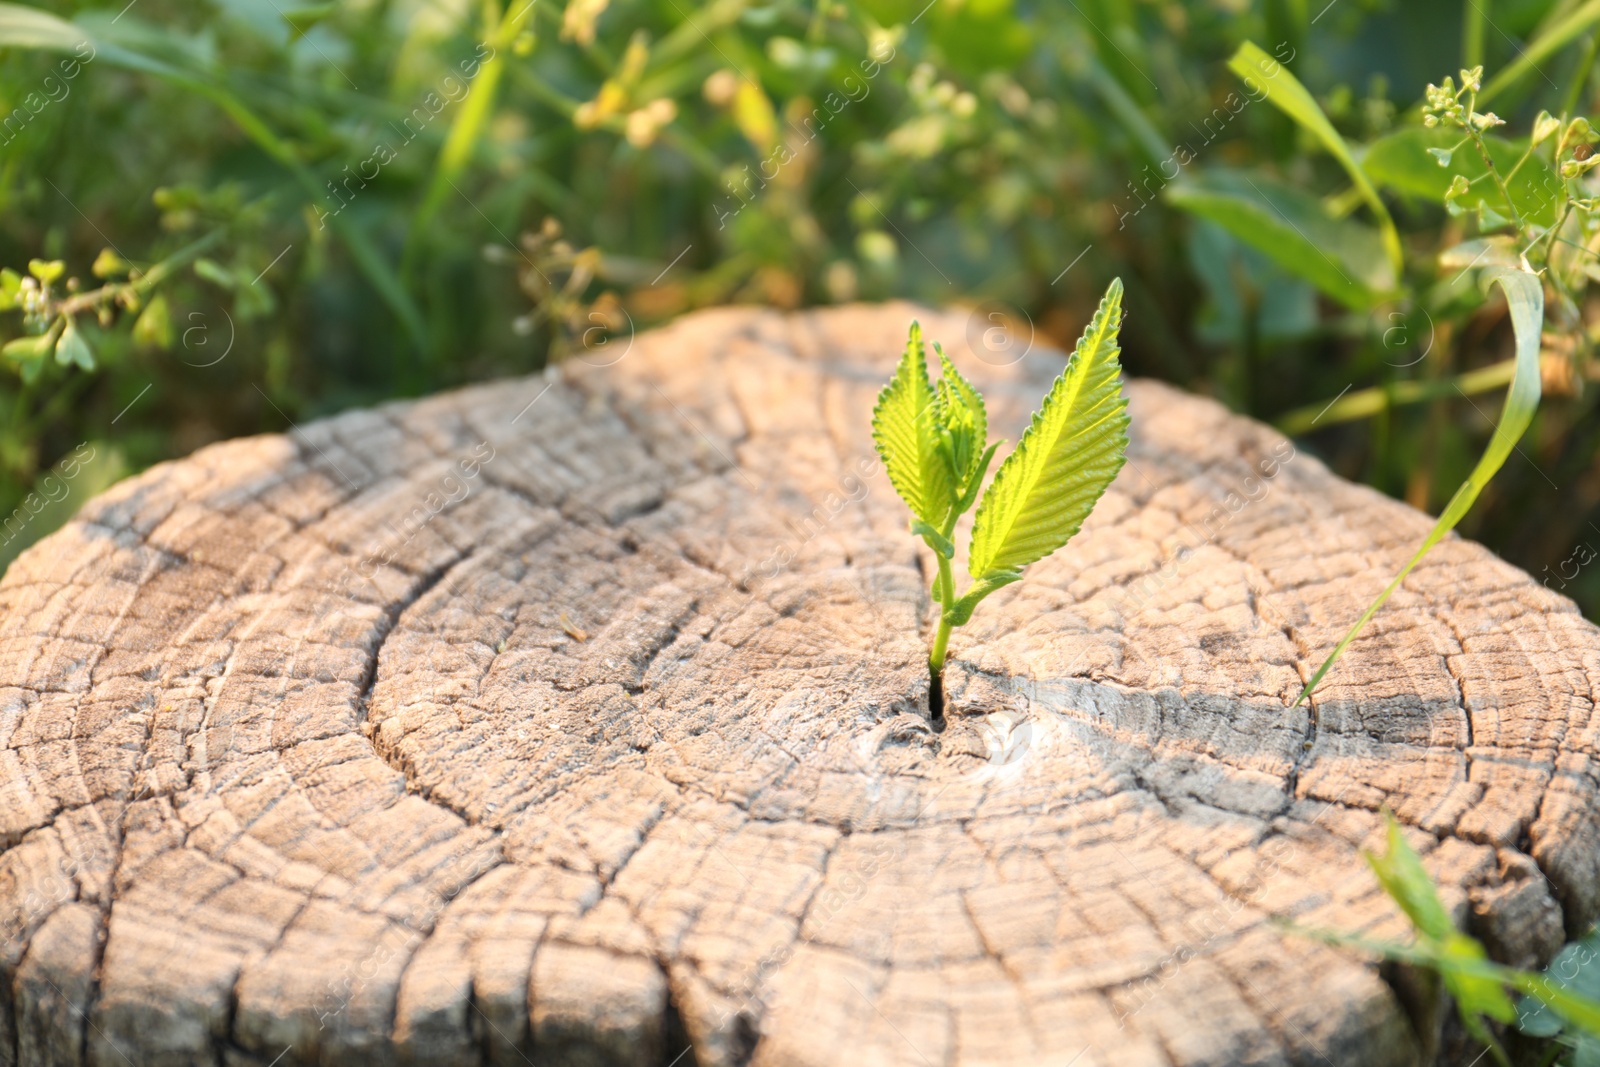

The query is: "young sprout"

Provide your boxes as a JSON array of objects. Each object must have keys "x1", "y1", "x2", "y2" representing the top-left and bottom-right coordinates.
[{"x1": 872, "y1": 278, "x2": 1130, "y2": 719}]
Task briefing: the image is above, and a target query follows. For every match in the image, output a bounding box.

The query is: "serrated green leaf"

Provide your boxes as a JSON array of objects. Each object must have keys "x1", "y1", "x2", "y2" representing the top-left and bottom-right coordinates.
[
  {"x1": 872, "y1": 321, "x2": 954, "y2": 531},
  {"x1": 933, "y1": 343, "x2": 987, "y2": 495},
  {"x1": 968, "y1": 278, "x2": 1129, "y2": 580}
]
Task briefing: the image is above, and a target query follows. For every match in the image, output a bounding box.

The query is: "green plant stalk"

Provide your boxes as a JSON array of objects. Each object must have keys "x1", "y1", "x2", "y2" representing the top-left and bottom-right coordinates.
[
  {"x1": 1480, "y1": 0, "x2": 1600, "y2": 105},
  {"x1": 1561, "y1": 32, "x2": 1600, "y2": 116},
  {"x1": 654, "y1": 0, "x2": 750, "y2": 67},
  {"x1": 930, "y1": 586, "x2": 954, "y2": 675},
  {"x1": 1085, "y1": 57, "x2": 1171, "y2": 168},
  {"x1": 1463, "y1": 0, "x2": 1487, "y2": 69},
  {"x1": 1294, "y1": 268, "x2": 1543, "y2": 705},
  {"x1": 55, "y1": 228, "x2": 226, "y2": 319},
  {"x1": 5, "y1": 229, "x2": 228, "y2": 460},
  {"x1": 3, "y1": 231, "x2": 223, "y2": 481},
  {"x1": 1500, "y1": 138, "x2": 1539, "y2": 187},
  {"x1": 1538, "y1": 201, "x2": 1575, "y2": 265},
  {"x1": 406, "y1": 0, "x2": 538, "y2": 278},
  {"x1": 1277, "y1": 358, "x2": 1518, "y2": 434},
  {"x1": 926, "y1": 514, "x2": 958, "y2": 693},
  {"x1": 1465, "y1": 92, "x2": 1527, "y2": 230}
]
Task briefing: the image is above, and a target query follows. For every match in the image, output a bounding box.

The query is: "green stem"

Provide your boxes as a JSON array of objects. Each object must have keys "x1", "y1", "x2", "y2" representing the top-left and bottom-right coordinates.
[
  {"x1": 1465, "y1": 98, "x2": 1526, "y2": 231},
  {"x1": 1500, "y1": 139, "x2": 1538, "y2": 186},
  {"x1": 1479, "y1": 0, "x2": 1600, "y2": 105},
  {"x1": 931, "y1": 551, "x2": 955, "y2": 666},
  {"x1": 404, "y1": 0, "x2": 536, "y2": 282},
  {"x1": 1562, "y1": 32, "x2": 1600, "y2": 116},
  {"x1": 1276, "y1": 358, "x2": 1519, "y2": 435},
  {"x1": 929, "y1": 613, "x2": 953, "y2": 678},
  {"x1": 1463, "y1": 0, "x2": 1487, "y2": 68},
  {"x1": 1530, "y1": 201, "x2": 1574, "y2": 264},
  {"x1": 57, "y1": 229, "x2": 227, "y2": 319},
  {"x1": 928, "y1": 550, "x2": 955, "y2": 716}
]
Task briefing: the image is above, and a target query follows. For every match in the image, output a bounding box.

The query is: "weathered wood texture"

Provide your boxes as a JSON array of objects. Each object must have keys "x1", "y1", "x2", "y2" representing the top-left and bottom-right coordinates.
[{"x1": 0, "y1": 304, "x2": 1596, "y2": 1067}]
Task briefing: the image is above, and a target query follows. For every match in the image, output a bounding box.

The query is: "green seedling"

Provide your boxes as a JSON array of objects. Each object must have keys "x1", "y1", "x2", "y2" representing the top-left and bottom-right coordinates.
[
  {"x1": 1297, "y1": 812, "x2": 1600, "y2": 1066},
  {"x1": 872, "y1": 278, "x2": 1130, "y2": 718}
]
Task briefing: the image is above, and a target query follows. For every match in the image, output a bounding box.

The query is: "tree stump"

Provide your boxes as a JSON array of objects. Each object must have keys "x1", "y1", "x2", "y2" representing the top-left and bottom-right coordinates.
[{"x1": 1, "y1": 304, "x2": 1597, "y2": 1067}]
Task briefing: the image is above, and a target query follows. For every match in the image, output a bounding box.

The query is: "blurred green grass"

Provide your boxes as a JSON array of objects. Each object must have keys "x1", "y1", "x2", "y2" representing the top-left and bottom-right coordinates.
[{"x1": 2, "y1": 0, "x2": 1599, "y2": 622}]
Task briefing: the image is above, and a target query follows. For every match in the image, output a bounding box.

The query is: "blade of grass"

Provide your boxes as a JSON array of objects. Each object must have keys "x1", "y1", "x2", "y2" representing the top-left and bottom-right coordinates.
[
  {"x1": 653, "y1": 0, "x2": 749, "y2": 67},
  {"x1": 1293, "y1": 267, "x2": 1543, "y2": 705},
  {"x1": 1227, "y1": 40, "x2": 1404, "y2": 280},
  {"x1": 1085, "y1": 56, "x2": 1171, "y2": 169},
  {"x1": 1478, "y1": 0, "x2": 1600, "y2": 105},
  {"x1": 1463, "y1": 0, "x2": 1487, "y2": 68},
  {"x1": 406, "y1": 0, "x2": 537, "y2": 275},
  {"x1": 1561, "y1": 31, "x2": 1600, "y2": 115}
]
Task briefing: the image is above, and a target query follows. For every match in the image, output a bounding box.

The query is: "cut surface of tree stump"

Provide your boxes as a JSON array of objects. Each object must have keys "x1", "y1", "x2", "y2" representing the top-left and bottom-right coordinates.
[{"x1": 1, "y1": 304, "x2": 1597, "y2": 1067}]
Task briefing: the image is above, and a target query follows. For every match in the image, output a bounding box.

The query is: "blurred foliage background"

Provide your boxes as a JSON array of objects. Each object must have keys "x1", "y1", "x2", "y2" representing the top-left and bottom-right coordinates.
[{"x1": 2, "y1": 0, "x2": 1599, "y2": 623}]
